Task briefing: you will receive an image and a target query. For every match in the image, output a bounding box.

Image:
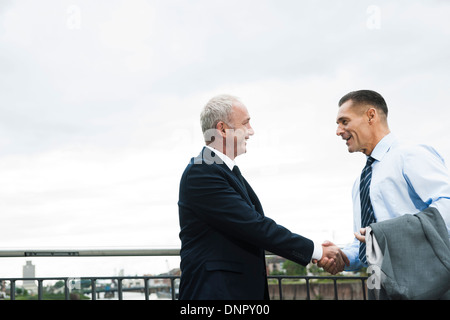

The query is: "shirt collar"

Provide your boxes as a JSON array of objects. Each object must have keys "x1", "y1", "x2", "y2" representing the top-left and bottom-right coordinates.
[
  {"x1": 205, "y1": 145, "x2": 235, "y2": 171},
  {"x1": 370, "y1": 132, "x2": 397, "y2": 162}
]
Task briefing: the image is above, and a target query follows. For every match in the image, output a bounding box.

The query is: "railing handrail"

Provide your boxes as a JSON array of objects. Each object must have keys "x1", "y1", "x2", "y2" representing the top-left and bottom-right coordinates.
[
  {"x1": 0, "y1": 248, "x2": 295, "y2": 257},
  {"x1": 0, "y1": 275, "x2": 179, "y2": 281},
  {"x1": 0, "y1": 248, "x2": 181, "y2": 257}
]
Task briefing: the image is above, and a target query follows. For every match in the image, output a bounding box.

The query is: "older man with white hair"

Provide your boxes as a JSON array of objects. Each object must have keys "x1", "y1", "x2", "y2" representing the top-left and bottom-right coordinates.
[{"x1": 177, "y1": 94, "x2": 348, "y2": 300}]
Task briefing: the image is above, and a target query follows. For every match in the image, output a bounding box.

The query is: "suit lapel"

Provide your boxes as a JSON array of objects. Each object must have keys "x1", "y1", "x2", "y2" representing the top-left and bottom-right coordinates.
[
  {"x1": 197, "y1": 147, "x2": 261, "y2": 213},
  {"x1": 230, "y1": 170, "x2": 254, "y2": 206},
  {"x1": 242, "y1": 178, "x2": 264, "y2": 216}
]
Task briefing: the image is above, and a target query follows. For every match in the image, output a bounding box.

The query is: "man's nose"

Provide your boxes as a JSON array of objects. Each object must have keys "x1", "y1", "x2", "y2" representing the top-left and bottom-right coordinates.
[
  {"x1": 336, "y1": 125, "x2": 344, "y2": 136},
  {"x1": 247, "y1": 124, "x2": 255, "y2": 136}
]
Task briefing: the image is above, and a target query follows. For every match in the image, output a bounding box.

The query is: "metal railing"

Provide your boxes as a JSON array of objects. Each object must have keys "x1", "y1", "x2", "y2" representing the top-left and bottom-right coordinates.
[
  {"x1": 0, "y1": 276, "x2": 180, "y2": 300},
  {"x1": 267, "y1": 275, "x2": 368, "y2": 300},
  {"x1": 0, "y1": 248, "x2": 368, "y2": 300},
  {"x1": 0, "y1": 248, "x2": 181, "y2": 258}
]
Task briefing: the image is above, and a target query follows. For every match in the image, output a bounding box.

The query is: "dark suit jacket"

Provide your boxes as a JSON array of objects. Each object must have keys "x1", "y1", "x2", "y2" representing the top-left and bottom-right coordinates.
[{"x1": 178, "y1": 147, "x2": 314, "y2": 300}]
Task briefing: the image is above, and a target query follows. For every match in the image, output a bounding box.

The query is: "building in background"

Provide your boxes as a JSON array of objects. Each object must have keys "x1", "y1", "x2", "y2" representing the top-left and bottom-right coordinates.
[{"x1": 22, "y1": 261, "x2": 37, "y2": 295}]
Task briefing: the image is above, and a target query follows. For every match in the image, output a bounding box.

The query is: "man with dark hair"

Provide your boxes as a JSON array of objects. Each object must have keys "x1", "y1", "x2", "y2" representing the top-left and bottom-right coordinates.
[
  {"x1": 326, "y1": 89, "x2": 450, "y2": 299},
  {"x1": 338, "y1": 89, "x2": 388, "y2": 118},
  {"x1": 335, "y1": 90, "x2": 390, "y2": 156}
]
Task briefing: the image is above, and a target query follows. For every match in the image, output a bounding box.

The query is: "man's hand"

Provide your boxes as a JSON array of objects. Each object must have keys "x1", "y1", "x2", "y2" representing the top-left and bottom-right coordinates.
[
  {"x1": 354, "y1": 227, "x2": 366, "y2": 243},
  {"x1": 313, "y1": 241, "x2": 350, "y2": 275}
]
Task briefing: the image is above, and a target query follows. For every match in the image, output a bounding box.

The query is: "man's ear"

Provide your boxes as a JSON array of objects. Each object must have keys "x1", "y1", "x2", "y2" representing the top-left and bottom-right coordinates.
[
  {"x1": 216, "y1": 121, "x2": 227, "y2": 136},
  {"x1": 367, "y1": 107, "x2": 376, "y2": 124}
]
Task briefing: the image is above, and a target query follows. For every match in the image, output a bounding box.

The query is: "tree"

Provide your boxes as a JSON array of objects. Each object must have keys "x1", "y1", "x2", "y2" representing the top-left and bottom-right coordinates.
[{"x1": 283, "y1": 260, "x2": 307, "y2": 276}]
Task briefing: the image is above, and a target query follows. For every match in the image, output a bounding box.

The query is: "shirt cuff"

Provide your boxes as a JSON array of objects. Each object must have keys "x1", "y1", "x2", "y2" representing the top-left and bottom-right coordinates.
[{"x1": 311, "y1": 241, "x2": 323, "y2": 261}]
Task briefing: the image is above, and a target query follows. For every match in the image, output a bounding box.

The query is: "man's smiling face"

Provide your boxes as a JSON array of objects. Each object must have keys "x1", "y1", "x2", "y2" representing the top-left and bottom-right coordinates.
[{"x1": 336, "y1": 100, "x2": 373, "y2": 155}]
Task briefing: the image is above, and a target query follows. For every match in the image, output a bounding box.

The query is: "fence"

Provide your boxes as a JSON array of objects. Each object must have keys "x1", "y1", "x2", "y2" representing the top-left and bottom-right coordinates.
[{"x1": 0, "y1": 249, "x2": 368, "y2": 300}]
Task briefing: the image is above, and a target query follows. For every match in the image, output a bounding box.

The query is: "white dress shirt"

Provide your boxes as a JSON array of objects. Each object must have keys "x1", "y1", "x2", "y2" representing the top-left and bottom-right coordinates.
[
  {"x1": 205, "y1": 145, "x2": 323, "y2": 262},
  {"x1": 343, "y1": 133, "x2": 450, "y2": 271}
]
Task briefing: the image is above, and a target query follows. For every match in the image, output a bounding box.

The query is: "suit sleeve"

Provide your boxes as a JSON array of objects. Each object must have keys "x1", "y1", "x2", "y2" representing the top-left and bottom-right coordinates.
[{"x1": 182, "y1": 163, "x2": 314, "y2": 265}]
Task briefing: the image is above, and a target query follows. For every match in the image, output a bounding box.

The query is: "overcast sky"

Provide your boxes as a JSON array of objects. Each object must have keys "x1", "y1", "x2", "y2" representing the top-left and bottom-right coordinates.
[{"x1": 1, "y1": 0, "x2": 450, "y2": 278}]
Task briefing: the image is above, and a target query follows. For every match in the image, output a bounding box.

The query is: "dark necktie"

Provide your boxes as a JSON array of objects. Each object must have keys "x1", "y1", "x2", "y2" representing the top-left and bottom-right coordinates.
[
  {"x1": 232, "y1": 165, "x2": 248, "y2": 195},
  {"x1": 359, "y1": 156, "x2": 376, "y2": 264}
]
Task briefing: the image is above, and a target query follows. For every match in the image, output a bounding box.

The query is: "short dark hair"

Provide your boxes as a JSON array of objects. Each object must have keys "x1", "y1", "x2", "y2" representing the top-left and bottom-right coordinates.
[{"x1": 338, "y1": 90, "x2": 388, "y2": 117}]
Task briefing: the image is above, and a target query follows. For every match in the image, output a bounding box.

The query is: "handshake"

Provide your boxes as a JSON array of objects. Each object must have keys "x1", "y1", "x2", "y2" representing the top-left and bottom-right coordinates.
[{"x1": 312, "y1": 241, "x2": 350, "y2": 275}]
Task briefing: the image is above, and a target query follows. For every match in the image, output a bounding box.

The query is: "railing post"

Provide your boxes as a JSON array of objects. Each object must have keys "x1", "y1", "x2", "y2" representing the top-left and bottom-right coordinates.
[
  {"x1": 38, "y1": 279, "x2": 44, "y2": 300},
  {"x1": 333, "y1": 279, "x2": 338, "y2": 300},
  {"x1": 10, "y1": 280, "x2": 15, "y2": 300},
  {"x1": 91, "y1": 278, "x2": 97, "y2": 300},
  {"x1": 278, "y1": 278, "x2": 283, "y2": 300},
  {"x1": 64, "y1": 278, "x2": 69, "y2": 300},
  {"x1": 305, "y1": 278, "x2": 310, "y2": 300},
  {"x1": 118, "y1": 278, "x2": 123, "y2": 300},
  {"x1": 361, "y1": 279, "x2": 367, "y2": 300},
  {"x1": 170, "y1": 277, "x2": 176, "y2": 300},
  {"x1": 144, "y1": 278, "x2": 149, "y2": 300}
]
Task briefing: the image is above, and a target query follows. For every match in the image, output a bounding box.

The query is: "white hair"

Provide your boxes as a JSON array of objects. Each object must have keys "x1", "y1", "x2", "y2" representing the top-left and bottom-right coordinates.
[{"x1": 200, "y1": 94, "x2": 240, "y2": 140}]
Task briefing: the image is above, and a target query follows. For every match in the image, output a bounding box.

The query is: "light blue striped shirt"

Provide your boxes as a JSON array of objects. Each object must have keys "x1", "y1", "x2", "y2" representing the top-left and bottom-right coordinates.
[{"x1": 343, "y1": 133, "x2": 450, "y2": 271}]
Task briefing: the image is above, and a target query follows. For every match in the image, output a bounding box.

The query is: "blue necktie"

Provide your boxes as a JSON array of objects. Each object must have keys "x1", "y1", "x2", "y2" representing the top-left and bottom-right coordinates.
[{"x1": 359, "y1": 156, "x2": 376, "y2": 264}]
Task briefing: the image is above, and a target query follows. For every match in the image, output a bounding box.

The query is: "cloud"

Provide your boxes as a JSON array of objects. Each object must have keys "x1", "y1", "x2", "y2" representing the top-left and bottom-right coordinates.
[{"x1": 1, "y1": 0, "x2": 450, "y2": 276}]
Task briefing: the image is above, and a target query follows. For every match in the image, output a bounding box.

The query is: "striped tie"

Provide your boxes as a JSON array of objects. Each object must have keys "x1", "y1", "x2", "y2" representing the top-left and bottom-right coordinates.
[{"x1": 359, "y1": 156, "x2": 376, "y2": 264}]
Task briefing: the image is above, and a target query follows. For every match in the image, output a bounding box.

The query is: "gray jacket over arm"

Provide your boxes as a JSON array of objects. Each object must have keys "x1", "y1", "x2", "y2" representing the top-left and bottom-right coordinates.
[{"x1": 367, "y1": 206, "x2": 450, "y2": 300}]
